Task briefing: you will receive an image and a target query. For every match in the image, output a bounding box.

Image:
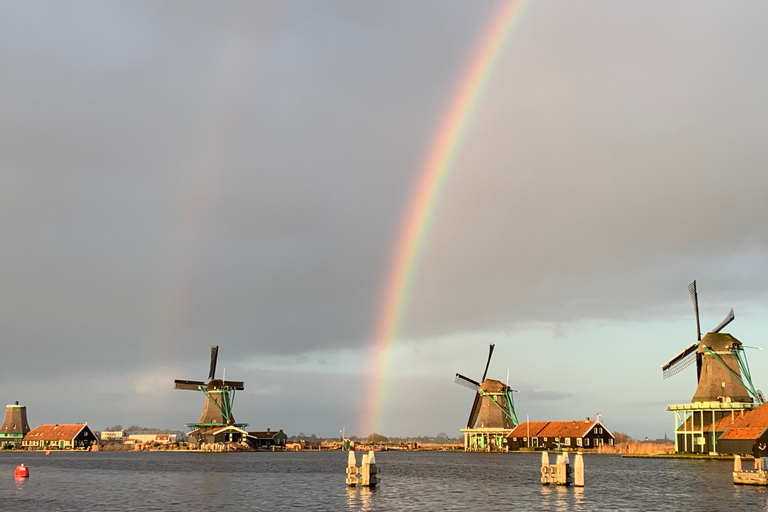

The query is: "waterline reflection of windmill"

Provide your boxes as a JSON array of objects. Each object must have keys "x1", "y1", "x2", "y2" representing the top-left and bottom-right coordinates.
[
  {"x1": 455, "y1": 343, "x2": 519, "y2": 452},
  {"x1": 662, "y1": 280, "x2": 764, "y2": 454}
]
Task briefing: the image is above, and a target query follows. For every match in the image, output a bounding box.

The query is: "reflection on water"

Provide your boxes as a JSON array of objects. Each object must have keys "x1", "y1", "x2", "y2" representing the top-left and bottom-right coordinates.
[
  {"x1": 346, "y1": 486, "x2": 376, "y2": 511},
  {"x1": 0, "y1": 451, "x2": 764, "y2": 511}
]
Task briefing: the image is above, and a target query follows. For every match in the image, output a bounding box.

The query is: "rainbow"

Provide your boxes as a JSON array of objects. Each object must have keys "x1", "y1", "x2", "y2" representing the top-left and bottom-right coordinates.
[{"x1": 361, "y1": 0, "x2": 530, "y2": 436}]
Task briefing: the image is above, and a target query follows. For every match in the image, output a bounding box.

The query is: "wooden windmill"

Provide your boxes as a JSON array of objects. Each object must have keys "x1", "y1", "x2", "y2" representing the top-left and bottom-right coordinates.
[
  {"x1": 661, "y1": 280, "x2": 763, "y2": 403},
  {"x1": 455, "y1": 344, "x2": 518, "y2": 451},
  {"x1": 174, "y1": 346, "x2": 248, "y2": 430}
]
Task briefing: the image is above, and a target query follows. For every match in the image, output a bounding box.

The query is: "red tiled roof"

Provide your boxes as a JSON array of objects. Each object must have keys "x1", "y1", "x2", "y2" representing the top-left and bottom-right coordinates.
[
  {"x1": 509, "y1": 422, "x2": 549, "y2": 438},
  {"x1": 540, "y1": 421, "x2": 599, "y2": 439},
  {"x1": 716, "y1": 402, "x2": 768, "y2": 440},
  {"x1": 24, "y1": 424, "x2": 87, "y2": 442},
  {"x1": 509, "y1": 421, "x2": 611, "y2": 439},
  {"x1": 720, "y1": 427, "x2": 767, "y2": 440}
]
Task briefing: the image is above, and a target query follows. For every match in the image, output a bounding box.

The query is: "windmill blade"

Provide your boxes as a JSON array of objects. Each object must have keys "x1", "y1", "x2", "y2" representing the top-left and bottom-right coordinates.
[
  {"x1": 661, "y1": 342, "x2": 698, "y2": 379},
  {"x1": 454, "y1": 373, "x2": 480, "y2": 391},
  {"x1": 467, "y1": 393, "x2": 482, "y2": 429},
  {"x1": 688, "y1": 280, "x2": 701, "y2": 341},
  {"x1": 481, "y1": 344, "x2": 495, "y2": 382},
  {"x1": 221, "y1": 380, "x2": 245, "y2": 390},
  {"x1": 208, "y1": 346, "x2": 219, "y2": 380},
  {"x1": 712, "y1": 308, "x2": 735, "y2": 333},
  {"x1": 174, "y1": 379, "x2": 205, "y2": 390}
]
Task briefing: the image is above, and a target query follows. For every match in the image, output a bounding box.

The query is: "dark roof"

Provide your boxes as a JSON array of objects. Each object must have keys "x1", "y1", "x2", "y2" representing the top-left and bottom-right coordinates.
[{"x1": 248, "y1": 430, "x2": 284, "y2": 439}]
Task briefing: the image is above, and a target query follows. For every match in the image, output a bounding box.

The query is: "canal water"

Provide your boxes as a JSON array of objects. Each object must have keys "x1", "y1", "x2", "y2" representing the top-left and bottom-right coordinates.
[{"x1": 0, "y1": 451, "x2": 766, "y2": 511}]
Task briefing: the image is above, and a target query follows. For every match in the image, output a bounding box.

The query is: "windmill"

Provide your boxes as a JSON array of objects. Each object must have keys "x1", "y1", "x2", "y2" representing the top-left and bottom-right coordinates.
[
  {"x1": 454, "y1": 344, "x2": 519, "y2": 430},
  {"x1": 661, "y1": 280, "x2": 763, "y2": 404},
  {"x1": 174, "y1": 346, "x2": 248, "y2": 430}
]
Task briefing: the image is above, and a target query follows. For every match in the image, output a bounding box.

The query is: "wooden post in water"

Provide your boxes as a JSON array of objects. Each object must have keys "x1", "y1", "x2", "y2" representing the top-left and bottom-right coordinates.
[
  {"x1": 574, "y1": 452, "x2": 584, "y2": 487},
  {"x1": 734, "y1": 455, "x2": 742, "y2": 473},
  {"x1": 360, "y1": 450, "x2": 380, "y2": 487},
  {"x1": 346, "y1": 450, "x2": 359, "y2": 486}
]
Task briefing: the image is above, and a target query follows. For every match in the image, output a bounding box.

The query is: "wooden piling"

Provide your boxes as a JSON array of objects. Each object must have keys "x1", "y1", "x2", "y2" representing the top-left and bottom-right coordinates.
[
  {"x1": 345, "y1": 450, "x2": 359, "y2": 486},
  {"x1": 574, "y1": 452, "x2": 584, "y2": 487}
]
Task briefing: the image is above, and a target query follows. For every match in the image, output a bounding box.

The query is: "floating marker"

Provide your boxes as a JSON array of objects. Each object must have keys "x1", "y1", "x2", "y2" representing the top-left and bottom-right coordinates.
[{"x1": 14, "y1": 464, "x2": 29, "y2": 478}]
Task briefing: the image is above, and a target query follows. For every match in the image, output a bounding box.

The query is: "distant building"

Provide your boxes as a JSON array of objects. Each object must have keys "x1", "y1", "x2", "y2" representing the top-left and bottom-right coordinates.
[
  {"x1": 23, "y1": 424, "x2": 97, "y2": 450},
  {"x1": 507, "y1": 419, "x2": 615, "y2": 450},
  {"x1": 100, "y1": 430, "x2": 125, "y2": 441},
  {"x1": 0, "y1": 401, "x2": 31, "y2": 448},
  {"x1": 124, "y1": 433, "x2": 177, "y2": 444},
  {"x1": 246, "y1": 429, "x2": 288, "y2": 448}
]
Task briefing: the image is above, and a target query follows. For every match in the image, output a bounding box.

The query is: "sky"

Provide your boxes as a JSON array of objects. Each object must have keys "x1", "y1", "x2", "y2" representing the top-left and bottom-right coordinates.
[{"x1": 1, "y1": 0, "x2": 768, "y2": 440}]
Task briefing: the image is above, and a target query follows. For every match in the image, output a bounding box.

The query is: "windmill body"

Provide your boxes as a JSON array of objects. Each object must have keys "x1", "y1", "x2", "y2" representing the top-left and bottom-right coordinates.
[
  {"x1": 662, "y1": 281, "x2": 763, "y2": 454},
  {"x1": 455, "y1": 344, "x2": 519, "y2": 452},
  {"x1": 691, "y1": 333, "x2": 752, "y2": 403}
]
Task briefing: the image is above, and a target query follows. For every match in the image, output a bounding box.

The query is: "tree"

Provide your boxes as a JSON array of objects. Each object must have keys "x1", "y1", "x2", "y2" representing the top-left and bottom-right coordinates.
[{"x1": 366, "y1": 432, "x2": 389, "y2": 444}]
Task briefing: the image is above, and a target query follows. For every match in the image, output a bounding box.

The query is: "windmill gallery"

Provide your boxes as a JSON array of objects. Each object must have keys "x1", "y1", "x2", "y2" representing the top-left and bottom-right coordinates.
[{"x1": 2, "y1": 280, "x2": 766, "y2": 456}]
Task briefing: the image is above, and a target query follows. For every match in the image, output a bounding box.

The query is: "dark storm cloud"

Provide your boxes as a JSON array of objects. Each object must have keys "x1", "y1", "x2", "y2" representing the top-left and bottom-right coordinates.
[{"x1": 1, "y1": 1, "x2": 767, "y2": 436}]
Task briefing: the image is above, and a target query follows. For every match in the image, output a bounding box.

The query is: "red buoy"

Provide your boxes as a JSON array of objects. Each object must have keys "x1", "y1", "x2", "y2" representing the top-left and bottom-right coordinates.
[
  {"x1": 14, "y1": 464, "x2": 29, "y2": 478},
  {"x1": 45, "y1": 451, "x2": 51, "y2": 456}
]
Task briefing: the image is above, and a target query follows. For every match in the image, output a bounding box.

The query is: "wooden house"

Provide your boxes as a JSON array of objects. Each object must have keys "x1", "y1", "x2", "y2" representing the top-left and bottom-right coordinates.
[
  {"x1": 0, "y1": 401, "x2": 31, "y2": 448},
  {"x1": 246, "y1": 429, "x2": 288, "y2": 448},
  {"x1": 22, "y1": 424, "x2": 97, "y2": 450},
  {"x1": 507, "y1": 419, "x2": 615, "y2": 450}
]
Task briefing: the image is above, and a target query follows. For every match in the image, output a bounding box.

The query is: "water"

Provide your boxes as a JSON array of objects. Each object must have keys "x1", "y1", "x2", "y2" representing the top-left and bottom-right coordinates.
[{"x1": 1, "y1": 451, "x2": 767, "y2": 511}]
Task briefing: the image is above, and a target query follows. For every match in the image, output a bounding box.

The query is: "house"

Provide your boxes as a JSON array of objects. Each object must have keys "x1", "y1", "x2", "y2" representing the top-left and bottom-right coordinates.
[
  {"x1": 0, "y1": 401, "x2": 31, "y2": 448},
  {"x1": 717, "y1": 402, "x2": 768, "y2": 455},
  {"x1": 23, "y1": 424, "x2": 97, "y2": 450},
  {"x1": 507, "y1": 419, "x2": 615, "y2": 450},
  {"x1": 188, "y1": 425, "x2": 248, "y2": 447},
  {"x1": 246, "y1": 429, "x2": 288, "y2": 448}
]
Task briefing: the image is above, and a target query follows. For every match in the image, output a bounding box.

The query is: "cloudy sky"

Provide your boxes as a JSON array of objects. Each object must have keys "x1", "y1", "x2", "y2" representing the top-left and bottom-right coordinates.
[{"x1": 1, "y1": 0, "x2": 768, "y2": 439}]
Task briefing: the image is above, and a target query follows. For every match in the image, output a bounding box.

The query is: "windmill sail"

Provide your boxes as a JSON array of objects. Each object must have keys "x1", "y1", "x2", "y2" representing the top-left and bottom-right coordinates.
[
  {"x1": 689, "y1": 280, "x2": 701, "y2": 341},
  {"x1": 454, "y1": 374, "x2": 480, "y2": 391},
  {"x1": 467, "y1": 394, "x2": 482, "y2": 429},
  {"x1": 712, "y1": 308, "x2": 735, "y2": 334},
  {"x1": 208, "y1": 346, "x2": 219, "y2": 380},
  {"x1": 662, "y1": 342, "x2": 698, "y2": 379}
]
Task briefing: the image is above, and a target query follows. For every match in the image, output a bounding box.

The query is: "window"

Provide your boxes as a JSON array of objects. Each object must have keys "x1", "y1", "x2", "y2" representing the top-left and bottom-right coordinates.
[
  {"x1": 513, "y1": 437, "x2": 517, "y2": 441},
  {"x1": 565, "y1": 438, "x2": 571, "y2": 446},
  {"x1": 609, "y1": 439, "x2": 614, "y2": 446},
  {"x1": 555, "y1": 437, "x2": 559, "y2": 442},
  {"x1": 599, "y1": 428, "x2": 603, "y2": 434},
  {"x1": 576, "y1": 438, "x2": 582, "y2": 447},
  {"x1": 594, "y1": 428, "x2": 598, "y2": 434},
  {"x1": 543, "y1": 437, "x2": 548, "y2": 441},
  {"x1": 584, "y1": 438, "x2": 590, "y2": 446}
]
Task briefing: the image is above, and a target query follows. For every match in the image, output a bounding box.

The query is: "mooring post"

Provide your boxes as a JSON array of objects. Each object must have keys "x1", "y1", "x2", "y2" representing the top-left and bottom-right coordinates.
[
  {"x1": 734, "y1": 454, "x2": 742, "y2": 473},
  {"x1": 346, "y1": 450, "x2": 359, "y2": 486},
  {"x1": 574, "y1": 452, "x2": 584, "y2": 487},
  {"x1": 360, "y1": 450, "x2": 380, "y2": 487},
  {"x1": 563, "y1": 452, "x2": 573, "y2": 486},
  {"x1": 540, "y1": 451, "x2": 551, "y2": 485}
]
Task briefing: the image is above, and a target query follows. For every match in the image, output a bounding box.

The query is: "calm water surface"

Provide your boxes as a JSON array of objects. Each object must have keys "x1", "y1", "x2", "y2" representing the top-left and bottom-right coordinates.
[{"x1": 1, "y1": 451, "x2": 767, "y2": 511}]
